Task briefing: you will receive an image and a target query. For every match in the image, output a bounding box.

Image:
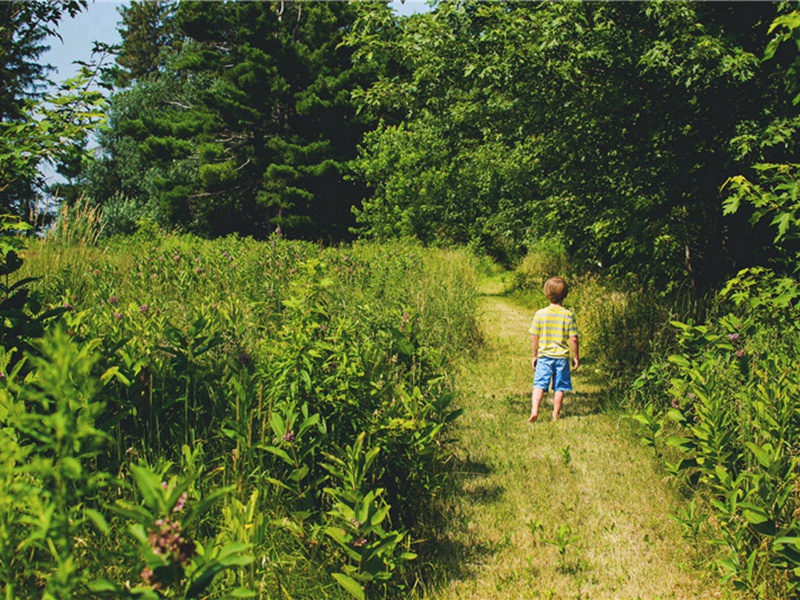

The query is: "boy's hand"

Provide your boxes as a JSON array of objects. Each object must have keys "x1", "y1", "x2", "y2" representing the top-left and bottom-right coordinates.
[
  {"x1": 532, "y1": 357, "x2": 537, "y2": 371},
  {"x1": 573, "y1": 356, "x2": 580, "y2": 371}
]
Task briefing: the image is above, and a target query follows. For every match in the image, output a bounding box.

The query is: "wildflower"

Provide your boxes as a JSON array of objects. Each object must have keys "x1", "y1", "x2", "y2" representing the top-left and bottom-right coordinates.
[
  {"x1": 140, "y1": 304, "x2": 149, "y2": 314},
  {"x1": 108, "y1": 295, "x2": 118, "y2": 305},
  {"x1": 161, "y1": 481, "x2": 168, "y2": 490},
  {"x1": 402, "y1": 312, "x2": 410, "y2": 322},
  {"x1": 194, "y1": 266, "x2": 203, "y2": 275},
  {"x1": 210, "y1": 303, "x2": 218, "y2": 310},
  {"x1": 141, "y1": 567, "x2": 161, "y2": 590},
  {"x1": 63, "y1": 302, "x2": 73, "y2": 310},
  {"x1": 671, "y1": 398, "x2": 680, "y2": 409},
  {"x1": 173, "y1": 492, "x2": 188, "y2": 513},
  {"x1": 114, "y1": 312, "x2": 123, "y2": 321},
  {"x1": 237, "y1": 352, "x2": 252, "y2": 366},
  {"x1": 353, "y1": 537, "x2": 368, "y2": 547},
  {"x1": 0, "y1": 372, "x2": 6, "y2": 382},
  {"x1": 282, "y1": 431, "x2": 295, "y2": 443},
  {"x1": 736, "y1": 348, "x2": 746, "y2": 358},
  {"x1": 148, "y1": 517, "x2": 196, "y2": 564},
  {"x1": 729, "y1": 333, "x2": 740, "y2": 343}
]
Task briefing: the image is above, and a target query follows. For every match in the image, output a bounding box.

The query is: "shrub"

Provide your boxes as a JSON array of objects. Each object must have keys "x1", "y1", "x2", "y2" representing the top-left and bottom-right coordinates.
[{"x1": 9, "y1": 233, "x2": 480, "y2": 597}]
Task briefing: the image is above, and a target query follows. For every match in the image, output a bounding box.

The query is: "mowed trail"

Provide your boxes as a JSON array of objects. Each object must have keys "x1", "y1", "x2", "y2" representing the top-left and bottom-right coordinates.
[{"x1": 420, "y1": 285, "x2": 721, "y2": 600}]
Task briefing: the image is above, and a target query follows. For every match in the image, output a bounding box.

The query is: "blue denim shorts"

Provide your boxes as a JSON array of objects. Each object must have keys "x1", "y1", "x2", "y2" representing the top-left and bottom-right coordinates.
[{"x1": 533, "y1": 356, "x2": 572, "y2": 392}]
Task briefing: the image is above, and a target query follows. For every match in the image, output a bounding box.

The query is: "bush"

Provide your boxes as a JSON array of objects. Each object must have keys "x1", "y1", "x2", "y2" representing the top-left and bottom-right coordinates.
[
  {"x1": 7, "y1": 233, "x2": 480, "y2": 598},
  {"x1": 512, "y1": 237, "x2": 571, "y2": 292}
]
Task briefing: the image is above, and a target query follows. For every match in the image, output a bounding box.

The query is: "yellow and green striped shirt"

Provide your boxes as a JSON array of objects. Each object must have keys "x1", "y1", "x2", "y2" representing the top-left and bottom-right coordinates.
[{"x1": 529, "y1": 305, "x2": 578, "y2": 359}]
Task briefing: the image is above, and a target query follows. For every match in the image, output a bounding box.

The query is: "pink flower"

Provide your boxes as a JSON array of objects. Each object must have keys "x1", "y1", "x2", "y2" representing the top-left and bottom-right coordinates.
[{"x1": 173, "y1": 492, "x2": 187, "y2": 513}]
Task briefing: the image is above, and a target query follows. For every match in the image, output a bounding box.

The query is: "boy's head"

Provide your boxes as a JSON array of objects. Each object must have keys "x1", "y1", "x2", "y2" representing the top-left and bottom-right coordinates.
[{"x1": 544, "y1": 276, "x2": 569, "y2": 304}]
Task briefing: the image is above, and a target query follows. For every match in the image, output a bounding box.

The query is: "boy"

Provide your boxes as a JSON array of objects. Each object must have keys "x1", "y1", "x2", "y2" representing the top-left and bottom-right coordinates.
[{"x1": 528, "y1": 276, "x2": 579, "y2": 422}]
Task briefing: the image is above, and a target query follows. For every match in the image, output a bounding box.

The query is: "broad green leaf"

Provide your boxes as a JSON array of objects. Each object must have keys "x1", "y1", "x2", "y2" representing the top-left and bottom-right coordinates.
[{"x1": 332, "y1": 573, "x2": 365, "y2": 600}]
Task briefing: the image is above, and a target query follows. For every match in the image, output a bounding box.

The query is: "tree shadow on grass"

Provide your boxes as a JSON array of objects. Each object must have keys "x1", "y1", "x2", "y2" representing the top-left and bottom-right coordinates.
[
  {"x1": 408, "y1": 456, "x2": 508, "y2": 597},
  {"x1": 502, "y1": 387, "x2": 607, "y2": 420},
  {"x1": 565, "y1": 388, "x2": 607, "y2": 417}
]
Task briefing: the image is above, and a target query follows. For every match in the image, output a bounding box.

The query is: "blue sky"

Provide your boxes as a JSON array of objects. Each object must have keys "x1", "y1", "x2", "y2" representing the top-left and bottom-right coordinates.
[{"x1": 44, "y1": 1, "x2": 431, "y2": 84}]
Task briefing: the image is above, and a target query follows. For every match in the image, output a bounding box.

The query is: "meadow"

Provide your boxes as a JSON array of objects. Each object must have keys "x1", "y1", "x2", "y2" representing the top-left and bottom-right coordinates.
[
  {"x1": 3, "y1": 212, "x2": 800, "y2": 600},
  {"x1": 1, "y1": 220, "x2": 480, "y2": 599}
]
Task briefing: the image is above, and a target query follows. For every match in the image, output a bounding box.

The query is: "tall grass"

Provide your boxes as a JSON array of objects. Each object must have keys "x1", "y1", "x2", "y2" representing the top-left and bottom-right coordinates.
[
  {"x1": 46, "y1": 196, "x2": 105, "y2": 247},
  {"x1": 5, "y1": 231, "x2": 482, "y2": 597}
]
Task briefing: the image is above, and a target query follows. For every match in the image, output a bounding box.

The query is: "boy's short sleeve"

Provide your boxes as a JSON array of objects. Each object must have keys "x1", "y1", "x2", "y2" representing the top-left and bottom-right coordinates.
[
  {"x1": 528, "y1": 316, "x2": 540, "y2": 336},
  {"x1": 567, "y1": 312, "x2": 578, "y2": 337}
]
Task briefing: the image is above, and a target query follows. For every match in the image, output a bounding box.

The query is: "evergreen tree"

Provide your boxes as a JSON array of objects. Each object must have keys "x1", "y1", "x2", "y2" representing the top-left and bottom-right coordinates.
[
  {"x1": 114, "y1": 0, "x2": 177, "y2": 87},
  {"x1": 91, "y1": 0, "x2": 373, "y2": 240}
]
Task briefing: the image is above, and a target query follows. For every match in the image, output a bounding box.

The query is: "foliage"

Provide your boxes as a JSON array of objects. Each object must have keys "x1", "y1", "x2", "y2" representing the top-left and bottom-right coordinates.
[
  {"x1": 0, "y1": 215, "x2": 68, "y2": 361},
  {"x1": 89, "y1": 1, "x2": 374, "y2": 240},
  {"x1": 8, "y1": 233, "x2": 479, "y2": 596},
  {"x1": 0, "y1": 1, "x2": 108, "y2": 218},
  {"x1": 113, "y1": 0, "x2": 178, "y2": 87},
  {"x1": 346, "y1": 1, "x2": 786, "y2": 288},
  {"x1": 0, "y1": 328, "x2": 109, "y2": 599}
]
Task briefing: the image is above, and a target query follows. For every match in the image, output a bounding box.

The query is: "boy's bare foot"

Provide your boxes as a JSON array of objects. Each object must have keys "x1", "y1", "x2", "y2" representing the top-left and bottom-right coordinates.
[{"x1": 528, "y1": 412, "x2": 538, "y2": 423}]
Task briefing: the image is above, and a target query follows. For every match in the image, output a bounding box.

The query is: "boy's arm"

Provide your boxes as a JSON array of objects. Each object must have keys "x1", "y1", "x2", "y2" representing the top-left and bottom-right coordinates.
[
  {"x1": 569, "y1": 335, "x2": 579, "y2": 371},
  {"x1": 531, "y1": 334, "x2": 539, "y2": 371}
]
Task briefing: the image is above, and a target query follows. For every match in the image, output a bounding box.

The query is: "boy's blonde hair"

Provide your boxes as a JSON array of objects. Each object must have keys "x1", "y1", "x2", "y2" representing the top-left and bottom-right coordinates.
[{"x1": 544, "y1": 276, "x2": 569, "y2": 303}]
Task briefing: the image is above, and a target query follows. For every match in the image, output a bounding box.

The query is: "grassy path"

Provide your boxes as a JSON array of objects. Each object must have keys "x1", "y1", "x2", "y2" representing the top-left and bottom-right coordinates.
[{"x1": 419, "y1": 283, "x2": 721, "y2": 599}]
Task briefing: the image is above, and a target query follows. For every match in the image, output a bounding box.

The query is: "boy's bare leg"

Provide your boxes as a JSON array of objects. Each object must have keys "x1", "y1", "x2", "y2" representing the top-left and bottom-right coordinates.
[
  {"x1": 529, "y1": 388, "x2": 545, "y2": 422},
  {"x1": 552, "y1": 391, "x2": 565, "y2": 420}
]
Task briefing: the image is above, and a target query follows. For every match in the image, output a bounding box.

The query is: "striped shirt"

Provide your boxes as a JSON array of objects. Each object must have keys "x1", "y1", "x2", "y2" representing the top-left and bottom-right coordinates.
[{"x1": 529, "y1": 305, "x2": 578, "y2": 359}]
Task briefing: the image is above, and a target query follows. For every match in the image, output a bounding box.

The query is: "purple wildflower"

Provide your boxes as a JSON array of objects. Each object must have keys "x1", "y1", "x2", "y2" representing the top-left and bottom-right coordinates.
[
  {"x1": 282, "y1": 431, "x2": 295, "y2": 443},
  {"x1": 140, "y1": 304, "x2": 149, "y2": 314},
  {"x1": 108, "y1": 295, "x2": 118, "y2": 305},
  {"x1": 671, "y1": 399, "x2": 680, "y2": 409},
  {"x1": 736, "y1": 348, "x2": 746, "y2": 358},
  {"x1": 114, "y1": 312, "x2": 123, "y2": 321},
  {"x1": 194, "y1": 266, "x2": 203, "y2": 275},
  {"x1": 353, "y1": 538, "x2": 368, "y2": 547},
  {"x1": 729, "y1": 333, "x2": 740, "y2": 343},
  {"x1": 237, "y1": 352, "x2": 252, "y2": 366}
]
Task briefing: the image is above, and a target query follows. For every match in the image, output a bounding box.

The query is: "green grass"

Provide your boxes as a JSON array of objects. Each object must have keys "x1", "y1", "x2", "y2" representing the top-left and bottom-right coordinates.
[{"x1": 412, "y1": 283, "x2": 723, "y2": 599}]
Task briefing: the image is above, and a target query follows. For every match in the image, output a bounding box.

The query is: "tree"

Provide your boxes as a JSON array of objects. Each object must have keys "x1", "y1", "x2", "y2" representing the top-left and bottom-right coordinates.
[
  {"x1": 113, "y1": 0, "x2": 177, "y2": 87},
  {"x1": 91, "y1": 0, "x2": 374, "y2": 240},
  {"x1": 0, "y1": 0, "x2": 89, "y2": 218},
  {"x1": 347, "y1": 1, "x2": 788, "y2": 290}
]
